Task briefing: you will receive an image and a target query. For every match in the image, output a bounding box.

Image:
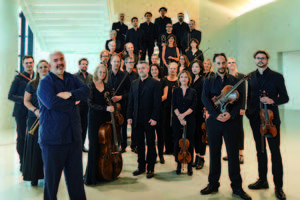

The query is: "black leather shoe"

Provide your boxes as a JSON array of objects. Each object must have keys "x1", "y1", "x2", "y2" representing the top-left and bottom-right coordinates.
[
  {"x1": 248, "y1": 179, "x2": 269, "y2": 190},
  {"x1": 275, "y1": 188, "x2": 286, "y2": 200},
  {"x1": 223, "y1": 156, "x2": 228, "y2": 161},
  {"x1": 187, "y1": 166, "x2": 193, "y2": 176},
  {"x1": 82, "y1": 147, "x2": 88, "y2": 153},
  {"x1": 146, "y1": 171, "x2": 154, "y2": 179},
  {"x1": 200, "y1": 184, "x2": 219, "y2": 195},
  {"x1": 132, "y1": 169, "x2": 145, "y2": 176},
  {"x1": 159, "y1": 155, "x2": 165, "y2": 164},
  {"x1": 196, "y1": 157, "x2": 205, "y2": 170},
  {"x1": 176, "y1": 163, "x2": 181, "y2": 175},
  {"x1": 31, "y1": 180, "x2": 38, "y2": 186},
  {"x1": 233, "y1": 189, "x2": 252, "y2": 200}
]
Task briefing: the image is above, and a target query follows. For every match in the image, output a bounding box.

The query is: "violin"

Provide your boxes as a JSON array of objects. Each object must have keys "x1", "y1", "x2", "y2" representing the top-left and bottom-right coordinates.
[
  {"x1": 260, "y1": 91, "x2": 277, "y2": 138},
  {"x1": 97, "y1": 92, "x2": 123, "y2": 181},
  {"x1": 178, "y1": 125, "x2": 192, "y2": 164},
  {"x1": 212, "y1": 74, "x2": 251, "y2": 113},
  {"x1": 201, "y1": 108, "x2": 208, "y2": 144}
]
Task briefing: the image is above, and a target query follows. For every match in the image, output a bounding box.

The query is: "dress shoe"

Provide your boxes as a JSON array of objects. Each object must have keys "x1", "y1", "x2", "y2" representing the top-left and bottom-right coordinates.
[
  {"x1": 187, "y1": 165, "x2": 193, "y2": 176},
  {"x1": 200, "y1": 184, "x2": 219, "y2": 195},
  {"x1": 31, "y1": 180, "x2": 38, "y2": 186},
  {"x1": 248, "y1": 179, "x2": 269, "y2": 190},
  {"x1": 146, "y1": 171, "x2": 154, "y2": 179},
  {"x1": 176, "y1": 163, "x2": 181, "y2": 175},
  {"x1": 223, "y1": 156, "x2": 228, "y2": 161},
  {"x1": 82, "y1": 147, "x2": 88, "y2": 153},
  {"x1": 159, "y1": 155, "x2": 165, "y2": 164},
  {"x1": 131, "y1": 147, "x2": 137, "y2": 154},
  {"x1": 233, "y1": 188, "x2": 252, "y2": 200},
  {"x1": 275, "y1": 188, "x2": 286, "y2": 200},
  {"x1": 196, "y1": 157, "x2": 205, "y2": 170},
  {"x1": 132, "y1": 169, "x2": 145, "y2": 176}
]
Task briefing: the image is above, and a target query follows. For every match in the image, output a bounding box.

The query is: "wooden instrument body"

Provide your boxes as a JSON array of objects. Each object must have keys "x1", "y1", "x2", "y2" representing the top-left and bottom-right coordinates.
[
  {"x1": 259, "y1": 92, "x2": 277, "y2": 138},
  {"x1": 201, "y1": 108, "x2": 208, "y2": 144},
  {"x1": 212, "y1": 85, "x2": 239, "y2": 113},
  {"x1": 178, "y1": 126, "x2": 192, "y2": 164}
]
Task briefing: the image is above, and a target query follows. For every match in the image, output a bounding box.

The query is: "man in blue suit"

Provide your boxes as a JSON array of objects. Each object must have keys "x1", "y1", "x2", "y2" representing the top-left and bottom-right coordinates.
[{"x1": 37, "y1": 52, "x2": 89, "y2": 200}]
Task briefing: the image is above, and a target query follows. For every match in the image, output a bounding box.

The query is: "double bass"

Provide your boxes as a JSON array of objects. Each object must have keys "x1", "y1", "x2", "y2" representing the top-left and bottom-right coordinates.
[{"x1": 97, "y1": 92, "x2": 123, "y2": 181}]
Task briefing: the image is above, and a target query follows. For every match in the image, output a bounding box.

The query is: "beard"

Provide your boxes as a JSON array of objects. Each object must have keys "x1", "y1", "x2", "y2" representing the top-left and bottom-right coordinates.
[
  {"x1": 217, "y1": 67, "x2": 226, "y2": 75},
  {"x1": 256, "y1": 62, "x2": 268, "y2": 68},
  {"x1": 55, "y1": 64, "x2": 65, "y2": 75},
  {"x1": 81, "y1": 68, "x2": 87, "y2": 72}
]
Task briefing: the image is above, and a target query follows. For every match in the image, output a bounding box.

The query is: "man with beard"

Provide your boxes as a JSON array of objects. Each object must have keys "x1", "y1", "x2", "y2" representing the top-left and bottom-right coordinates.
[
  {"x1": 99, "y1": 50, "x2": 111, "y2": 70},
  {"x1": 140, "y1": 12, "x2": 155, "y2": 64},
  {"x1": 8, "y1": 55, "x2": 34, "y2": 171},
  {"x1": 200, "y1": 53, "x2": 251, "y2": 200},
  {"x1": 107, "y1": 54, "x2": 131, "y2": 153},
  {"x1": 127, "y1": 61, "x2": 161, "y2": 179},
  {"x1": 246, "y1": 50, "x2": 289, "y2": 200},
  {"x1": 125, "y1": 17, "x2": 145, "y2": 57},
  {"x1": 182, "y1": 20, "x2": 202, "y2": 53},
  {"x1": 74, "y1": 58, "x2": 93, "y2": 152},
  {"x1": 154, "y1": 7, "x2": 172, "y2": 42},
  {"x1": 37, "y1": 52, "x2": 88, "y2": 200},
  {"x1": 112, "y1": 13, "x2": 128, "y2": 50},
  {"x1": 173, "y1": 12, "x2": 189, "y2": 53}
]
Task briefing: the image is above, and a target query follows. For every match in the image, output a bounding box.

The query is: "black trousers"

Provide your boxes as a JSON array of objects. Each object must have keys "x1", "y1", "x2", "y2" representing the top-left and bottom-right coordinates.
[
  {"x1": 162, "y1": 105, "x2": 174, "y2": 153},
  {"x1": 120, "y1": 102, "x2": 128, "y2": 150},
  {"x1": 79, "y1": 104, "x2": 88, "y2": 147},
  {"x1": 156, "y1": 110, "x2": 165, "y2": 157},
  {"x1": 236, "y1": 115, "x2": 245, "y2": 150},
  {"x1": 15, "y1": 116, "x2": 27, "y2": 167},
  {"x1": 194, "y1": 114, "x2": 207, "y2": 155},
  {"x1": 249, "y1": 116, "x2": 283, "y2": 188},
  {"x1": 206, "y1": 117, "x2": 242, "y2": 191},
  {"x1": 172, "y1": 117, "x2": 195, "y2": 164},
  {"x1": 135, "y1": 122, "x2": 157, "y2": 171},
  {"x1": 140, "y1": 41, "x2": 154, "y2": 64}
]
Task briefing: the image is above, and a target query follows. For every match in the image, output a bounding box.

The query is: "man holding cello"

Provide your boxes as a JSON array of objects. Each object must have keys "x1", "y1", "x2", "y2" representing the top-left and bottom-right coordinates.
[
  {"x1": 200, "y1": 53, "x2": 251, "y2": 200},
  {"x1": 246, "y1": 50, "x2": 289, "y2": 200}
]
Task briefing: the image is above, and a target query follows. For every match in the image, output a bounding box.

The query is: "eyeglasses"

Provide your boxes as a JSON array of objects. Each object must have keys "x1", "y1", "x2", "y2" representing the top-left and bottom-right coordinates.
[
  {"x1": 256, "y1": 57, "x2": 267, "y2": 60},
  {"x1": 228, "y1": 62, "x2": 236, "y2": 64}
]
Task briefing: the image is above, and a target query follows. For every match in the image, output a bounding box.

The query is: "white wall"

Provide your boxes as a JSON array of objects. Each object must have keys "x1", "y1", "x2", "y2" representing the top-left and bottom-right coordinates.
[{"x1": 283, "y1": 51, "x2": 300, "y2": 110}]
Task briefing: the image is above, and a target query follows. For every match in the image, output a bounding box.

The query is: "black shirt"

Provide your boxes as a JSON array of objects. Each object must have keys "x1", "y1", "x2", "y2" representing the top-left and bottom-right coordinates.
[
  {"x1": 137, "y1": 78, "x2": 148, "y2": 123},
  {"x1": 112, "y1": 21, "x2": 128, "y2": 45},
  {"x1": 173, "y1": 22, "x2": 189, "y2": 48},
  {"x1": 172, "y1": 87, "x2": 197, "y2": 120},
  {"x1": 125, "y1": 28, "x2": 145, "y2": 55},
  {"x1": 107, "y1": 70, "x2": 131, "y2": 101},
  {"x1": 154, "y1": 16, "x2": 172, "y2": 40},
  {"x1": 182, "y1": 29, "x2": 202, "y2": 51},
  {"x1": 140, "y1": 22, "x2": 156, "y2": 43}
]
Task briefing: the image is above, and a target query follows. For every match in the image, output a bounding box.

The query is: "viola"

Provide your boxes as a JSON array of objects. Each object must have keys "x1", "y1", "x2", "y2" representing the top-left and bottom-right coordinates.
[
  {"x1": 97, "y1": 92, "x2": 123, "y2": 181},
  {"x1": 260, "y1": 91, "x2": 277, "y2": 138},
  {"x1": 178, "y1": 125, "x2": 192, "y2": 164},
  {"x1": 212, "y1": 74, "x2": 251, "y2": 113}
]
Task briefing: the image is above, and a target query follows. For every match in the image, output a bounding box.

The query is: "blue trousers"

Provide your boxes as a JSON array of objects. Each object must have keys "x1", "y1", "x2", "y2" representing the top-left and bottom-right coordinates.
[{"x1": 40, "y1": 141, "x2": 86, "y2": 200}]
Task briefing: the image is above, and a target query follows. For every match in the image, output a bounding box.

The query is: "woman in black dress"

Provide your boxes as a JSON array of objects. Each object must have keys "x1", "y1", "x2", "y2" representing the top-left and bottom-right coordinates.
[
  {"x1": 172, "y1": 70, "x2": 197, "y2": 176},
  {"x1": 203, "y1": 58, "x2": 215, "y2": 77},
  {"x1": 162, "y1": 34, "x2": 180, "y2": 76},
  {"x1": 178, "y1": 55, "x2": 191, "y2": 74},
  {"x1": 190, "y1": 60, "x2": 206, "y2": 169},
  {"x1": 23, "y1": 60, "x2": 49, "y2": 186},
  {"x1": 163, "y1": 62, "x2": 179, "y2": 155},
  {"x1": 149, "y1": 64, "x2": 168, "y2": 164},
  {"x1": 186, "y1": 38, "x2": 204, "y2": 63},
  {"x1": 84, "y1": 64, "x2": 114, "y2": 185}
]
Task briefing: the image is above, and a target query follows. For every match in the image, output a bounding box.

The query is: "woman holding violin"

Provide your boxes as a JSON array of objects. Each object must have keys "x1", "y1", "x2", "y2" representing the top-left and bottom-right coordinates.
[
  {"x1": 172, "y1": 70, "x2": 197, "y2": 176},
  {"x1": 84, "y1": 64, "x2": 114, "y2": 185},
  {"x1": 23, "y1": 60, "x2": 49, "y2": 186}
]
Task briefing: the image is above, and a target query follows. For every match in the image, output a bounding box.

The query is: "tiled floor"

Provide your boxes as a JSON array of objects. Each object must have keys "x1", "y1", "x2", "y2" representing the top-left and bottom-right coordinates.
[{"x1": 0, "y1": 109, "x2": 299, "y2": 200}]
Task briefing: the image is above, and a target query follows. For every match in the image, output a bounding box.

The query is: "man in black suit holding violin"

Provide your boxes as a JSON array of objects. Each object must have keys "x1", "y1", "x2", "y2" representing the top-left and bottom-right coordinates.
[
  {"x1": 127, "y1": 61, "x2": 161, "y2": 179},
  {"x1": 201, "y1": 53, "x2": 251, "y2": 200},
  {"x1": 246, "y1": 50, "x2": 289, "y2": 200}
]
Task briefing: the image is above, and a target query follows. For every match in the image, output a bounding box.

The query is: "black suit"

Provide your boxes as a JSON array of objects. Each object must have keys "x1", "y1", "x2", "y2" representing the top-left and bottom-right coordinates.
[
  {"x1": 107, "y1": 70, "x2": 131, "y2": 150},
  {"x1": 173, "y1": 22, "x2": 189, "y2": 52},
  {"x1": 154, "y1": 16, "x2": 172, "y2": 40},
  {"x1": 140, "y1": 22, "x2": 156, "y2": 63},
  {"x1": 127, "y1": 77, "x2": 161, "y2": 171},
  {"x1": 8, "y1": 71, "x2": 33, "y2": 169},
  {"x1": 125, "y1": 28, "x2": 145, "y2": 56},
  {"x1": 112, "y1": 21, "x2": 128, "y2": 49},
  {"x1": 246, "y1": 67, "x2": 289, "y2": 188}
]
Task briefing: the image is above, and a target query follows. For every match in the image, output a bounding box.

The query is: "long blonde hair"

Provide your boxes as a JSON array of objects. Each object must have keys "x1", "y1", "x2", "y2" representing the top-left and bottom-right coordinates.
[{"x1": 93, "y1": 64, "x2": 108, "y2": 83}]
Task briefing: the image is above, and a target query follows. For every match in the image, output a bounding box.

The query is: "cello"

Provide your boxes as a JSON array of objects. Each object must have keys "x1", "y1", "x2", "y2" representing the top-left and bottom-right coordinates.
[
  {"x1": 178, "y1": 125, "x2": 192, "y2": 164},
  {"x1": 97, "y1": 92, "x2": 123, "y2": 181}
]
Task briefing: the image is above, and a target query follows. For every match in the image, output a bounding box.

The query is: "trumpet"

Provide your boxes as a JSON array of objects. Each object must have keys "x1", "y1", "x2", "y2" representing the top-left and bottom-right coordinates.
[{"x1": 29, "y1": 119, "x2": 39, "y2": 135}]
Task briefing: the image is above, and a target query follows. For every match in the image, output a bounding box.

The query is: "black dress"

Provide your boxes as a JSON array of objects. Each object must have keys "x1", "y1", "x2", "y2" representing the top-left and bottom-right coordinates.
[
  {"x1": 172, "y1": 87, "x2": 197, "y2": 164},
  {"x1": 162, "y1": 78, "x2": 179, "y2": 154},
  {"x1": 22, "y1": 82, "x2": 44, "y2": 182},
  {"x1": 84, "y1": 82, "x2": 111, "y2": 185},
  {"x1": 163, "y1": 46, "x2": 177, "y2": 76}
]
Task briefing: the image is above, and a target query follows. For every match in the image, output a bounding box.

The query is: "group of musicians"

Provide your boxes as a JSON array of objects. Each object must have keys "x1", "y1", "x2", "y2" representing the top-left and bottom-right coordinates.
[{"x1": 8, "y1": 7, "x2": 289, "y2": 200}]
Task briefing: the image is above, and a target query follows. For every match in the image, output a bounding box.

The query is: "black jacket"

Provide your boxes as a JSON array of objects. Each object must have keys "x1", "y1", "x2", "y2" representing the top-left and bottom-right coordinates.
[
  {"x1": 173, "y1": 22, "x2": 189, "y2": 48},
  {"x1": 246, "y1": 68, "x2": 289, "y2": 124},
  {"x1": 154, "y1": 16, "x2": 172, "y2": 40},
  {"x1": 125, "y1": 28, "x2": 145, "y2": 55},
  {"x1": 140, "y1": 21, "x2": 156, "y2": 44},
  {"x1": 127, "y1": 77, "x2": 161, "y2": 128},
  {"x1": 112, "y1": 21, "x2": 128, "y2": 45},
  {"x1": 182, "y1": 29, "x2": 202, "y2": 51}
]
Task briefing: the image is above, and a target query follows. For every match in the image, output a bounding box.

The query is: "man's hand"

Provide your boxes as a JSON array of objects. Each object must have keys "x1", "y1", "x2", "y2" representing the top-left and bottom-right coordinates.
[
  {"x1": 57, "y1": 92, "x2": 71, "y2": 99},
  {"x1": 127, "y1": 119, "x2": 132, "y2": 125},
  {"x1": 111, "y1": 95, "x2": 122, "y2": 103},
  {"x1": 240, "y1": 109, "x2": 245, "y2": 115},
  {"x1": 216, "y1": 112, "x2": 231, "y2": 122},
  {"x1": 75, "y1": 101, "x2": 80, "y2": 105},
  {"x1": 149, "y1": 119, "x2": 157, "y2": 126},
  {"x1": 260, "y1": 97, "x2": 274, "y2": 105}
]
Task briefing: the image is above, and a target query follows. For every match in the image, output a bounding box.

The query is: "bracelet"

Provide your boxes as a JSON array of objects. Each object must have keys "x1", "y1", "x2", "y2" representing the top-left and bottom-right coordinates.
[{"x1": 33, "y1": 108, "x2": 38, "y2": 113}]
